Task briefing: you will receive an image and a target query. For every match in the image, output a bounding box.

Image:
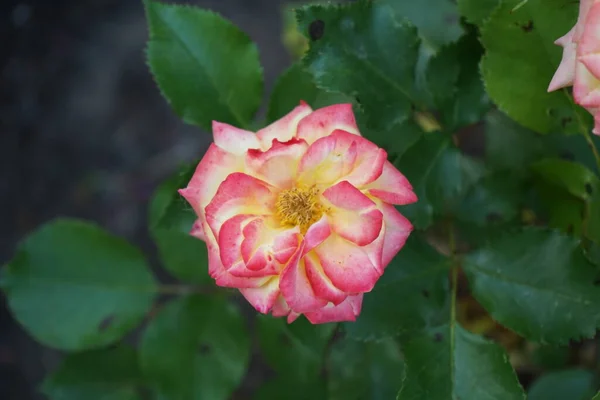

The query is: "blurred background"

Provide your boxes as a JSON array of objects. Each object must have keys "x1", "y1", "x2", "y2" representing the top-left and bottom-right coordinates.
[{"x1": 0, "y1": 0, "x2": 298, "y2": 398}]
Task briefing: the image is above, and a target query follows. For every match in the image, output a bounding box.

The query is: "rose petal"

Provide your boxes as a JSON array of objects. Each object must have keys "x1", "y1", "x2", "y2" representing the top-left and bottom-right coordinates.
[
  {"x1": 297, "y1": 130, "x2": 385, "y2": 187},
  {"x1": 271, "y1": 295, "x2": 301, "y2": 323},
  {"x1": 548, "y1": 28, "x2": 577, "y2": 92},
  {"x1": 573, "y1": 61, "x2": 600, "y2": 107},
  {"x1": 239, "y1": 277, "x2": 281, "y2": 313},
  {"x1": 218, "y1": 215, "x2": 281, "y2": 278},
  {"x1": 179, "y1": 144, "x2": 244, "y2": 219},
  {"x1": 322, "y1": 181, "x2": 383, "y2": 246},
  {"x1": 246, "y1": 138, "x2": 309, "y2": 189},
  {"x1": 190, "y1": 219, "x2": 206, "y2": 241},
  {"x1": 279, "y1": 244, "x2": 328, "y2": 313},
  {"x1": 379, "y1": 203, "x2": 413, "y2": 268},
  {"x1": 296, "y1": 104, "x2": 359, "y2": 144},
  {"x1": 213, "y1": 121, "x2": 260, "y2": 155},
  {"x1": 204, "y1": 173, "x2": 276, "y2": 241},
  {"x1": 206, "y1": 240, "x2": 269, "y2": 288},
  {"x1": 304, "y1": 253, "x2": 347, "y2": 305},
  {"x1": 365, "y1": 161, "x2": 418, "y2": 205},
  {"x1": 314, "y1": 234, "x2": 382, "y2": 293},
  {"x1": 304, "y1": 294, "x2": 363, "y2": 324},
  {"x1": 257, "y1": 102, "x2": 313, "y2": 148},
  {"x1": 302, "y1": 215, "x2": 331, "y2": 255}
]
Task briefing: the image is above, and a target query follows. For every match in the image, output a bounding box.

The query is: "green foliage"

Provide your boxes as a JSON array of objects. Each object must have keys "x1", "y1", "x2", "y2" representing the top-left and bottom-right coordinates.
[
  {"x1": 266, "y1": 62, "x2": 353, "y2": 123},
  {"x1": 344, "y1": 235, "x2": 450, "y2": 340},
  {"x1": 297, "y1": 0, "x2": 420, "y2": 132},
  {"x1": 149, "y1": 164, "x2": 213, "y2": 285},
  {"x1": 140, "y1": 295, "x2": 250, "y2": 400},
  {"x1": 328, "y1": 337, "x2": 405, "y2": 400},
  {"x1": 395, "y1": 133, "x2": 484, "y2": 229},
  {"x1": 257, "y1": 316, "x2": 335, "y2": 382},
  {"x1": 527, "y1": 369, "x2": 595, "y2": 400},
  {"x1": 382, "y1": 0, "x2": 464, "y2": 52},
  {"x1": 457, "y1": 0, "x2": 499, "y2": 25},
  {"x1": 464, "y1": 228, "x2": 600, "y2": 344},
  {"x1": 480, "y1": 0, "x2": 585, "y2": 134},
  {"x1": 3, "y1": 219, "x2": 156, "y2": 351},
  {"x1": 5, "y1": 0, "x2": 600, "y2": 398},
  {"x1": 144, "y1": 0, "x2": 263, "y2": 130},
  {"x1": 398, "y1": 324, "x2": 525, "y2": 399},
  {"x1": 42, "y1": 346, "x2": 143, "y2": 400}
]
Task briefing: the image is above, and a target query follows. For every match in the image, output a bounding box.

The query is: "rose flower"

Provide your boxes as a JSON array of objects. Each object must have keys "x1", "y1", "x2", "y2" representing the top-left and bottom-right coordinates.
[
  {"x1": 180, "y1": 103, "x2": 417, "y2": 323},
  {"x1": 549, "y1": 0, "x2": 600, "y2": 134}
]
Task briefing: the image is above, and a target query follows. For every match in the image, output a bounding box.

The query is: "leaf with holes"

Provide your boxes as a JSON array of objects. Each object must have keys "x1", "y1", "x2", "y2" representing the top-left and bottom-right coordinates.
[
  {"x1": 344, "y1": 235, "x2": 450, "y2": 341},
  {"x1": 297, "y1": 0, "x2": 420, "y2": 132},
  {"x1": 256, "y1": 316, "x2": 335, "y2": 382},
  {"x1": 149, "y1": 164, "x2": 213, "y2": 285},
  {"x1": 145, "y1": 0, "x2": 263, "y2": 130},
  {"x1": 3, "y1": 219, "x2": 156, "y2": 351},
  {"x1": 140, "y1": 295, "x2": 250, "y2": 400},
  {"x1": 328, "y1": 337, "x2": 404, "y2": 400},
  {"x1": 398, "y1": 324, "x2": 525, "y2": 399},
  {"x1": 480, "y1": 0, "x2": 589, "y2": 134},
  {"x1": 42, "y1": 346, "x2": 143, "y2": 400},
  {"x1": 464, "y1": 228, "x2": 600, "y2": 344}
]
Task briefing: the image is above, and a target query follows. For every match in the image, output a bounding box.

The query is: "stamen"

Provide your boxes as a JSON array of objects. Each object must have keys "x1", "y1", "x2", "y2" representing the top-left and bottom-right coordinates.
[{"x1": 276, "y1": 186, "x2": 322, "y2": 233}]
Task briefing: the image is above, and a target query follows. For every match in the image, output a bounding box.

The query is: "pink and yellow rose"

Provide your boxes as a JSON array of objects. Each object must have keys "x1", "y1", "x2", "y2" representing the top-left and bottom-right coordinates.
[
  {"x1": 549, "y1": 0, "x2": 600, "y2": 134},
  {"x1": 179, "y1": 103, "x2": 417, "y2": 324}
]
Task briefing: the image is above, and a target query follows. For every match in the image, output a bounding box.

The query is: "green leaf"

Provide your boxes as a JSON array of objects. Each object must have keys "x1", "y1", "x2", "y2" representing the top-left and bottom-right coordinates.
[
  {"x1": 149, "y1": 165, "x2": 212, "y2": 285},
  {"x1": 532, "y1": 159, "x2": 599, "y2": 201},
  {"x1": 534, "y1": 182, "x2": 585, "y2": 235},
  {"x1": 398, "y1": 324, "x2": 525, "y2": 399},
  {"x1": 254, "y1": 377, "x2": 326, "y2": 400},
  {"x1": 425, "y1": 29, "x2": 490, "y2": 131},
  {"x1": 297, "y1": 0, "x2": 421, "y2": 132},
  {"x1": 256, "y1": 316, "x2": 335, "y2": 382},
  {"x1": 395, "y1": 133, "x2": 484, "y2": 229},
  {"x1": 530, "y1": 345, "x2": 570, "y2": 370},
  {"x1": 3, "y1": 219, "x2": 156, "y2": 351},
  {"x1": 145, "y1": 0, "x2": 263, "y2": 130},
  {"x1": 456, "y1": 172, "x2": 524, "y2": 227},
  {"x1": 528, "y1": 369, "x2": 595, "y2": 400},
  {"x1": 457, "y1": 0, "x2": 499, "y2": 25},
  {"x1": 344, "y1": 235, "x2": 450, "y2": 340},
  {"x1": 480, "y1": 0, "x2": 586, "y2": 134},
  {"x1": 485, "y1": 110, "x2": 553, "y2": 171},
  {"x1": 140, "y1": 295, "x2": 250, "y2": 400},
  {"x1": 587, "y1": 181, "x2": 600, "y2": 244},
  {"x1": 363, "y1": 117, "x2": 425, "y2": 158},
  {"x1": 594, "y1": 391, "x2": 600, "y2": 400},
  {"x1": 328, "y1": 337, "x2": 404, "y2": 400},
  {"x1": 464, "y1": 228, "x2": 600, "y2": 344},
  {"x1": 266, "y1": 62, "x2": 352, "y2": 123},
  {"x1": 550, "y1": 134, "x2": 600, "y2": 175},
  {"x1": 382, "y1": 0, "x2": 464, "y2": 52},
  {"x1": 42, "y1": 346, "x2": 142, "y2": 400}
]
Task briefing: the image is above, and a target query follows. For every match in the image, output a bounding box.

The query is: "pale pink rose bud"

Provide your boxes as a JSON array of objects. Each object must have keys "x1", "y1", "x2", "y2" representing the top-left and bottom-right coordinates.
[
  {"x1": 179, "y1": 103, "x2": 417, "y2": 324},
  {"x1": 549, "y1": 0, "x2": 600, "y2": 134}
]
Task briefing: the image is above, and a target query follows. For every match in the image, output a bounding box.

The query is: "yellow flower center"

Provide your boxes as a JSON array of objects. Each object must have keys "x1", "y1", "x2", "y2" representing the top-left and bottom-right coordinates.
[{"x1": 275, "y1": 186, "x2": 322, "y2": 233}]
